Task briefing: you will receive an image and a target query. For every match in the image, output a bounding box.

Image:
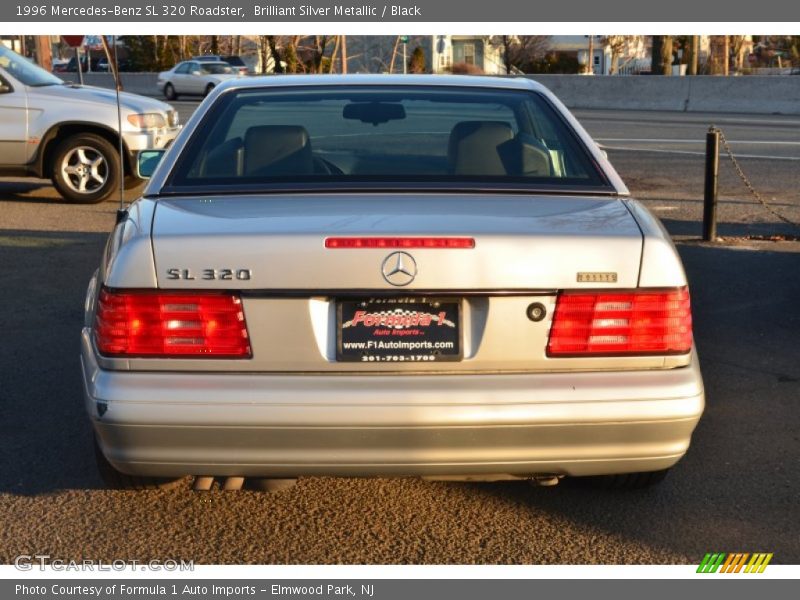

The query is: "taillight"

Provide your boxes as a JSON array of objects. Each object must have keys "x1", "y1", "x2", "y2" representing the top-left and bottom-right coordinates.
[
  {"x1": 94, "y1": 288, "x2": 251, "y2": 358},
  {"x1": 547, "y1": 288, "x2": 692, "y2": 357}
]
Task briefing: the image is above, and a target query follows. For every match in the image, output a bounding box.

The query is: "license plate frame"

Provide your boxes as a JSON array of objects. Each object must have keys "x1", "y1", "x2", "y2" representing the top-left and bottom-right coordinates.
[{"x1": 336, "y1": 297, "x2": 462, "y2": 363}]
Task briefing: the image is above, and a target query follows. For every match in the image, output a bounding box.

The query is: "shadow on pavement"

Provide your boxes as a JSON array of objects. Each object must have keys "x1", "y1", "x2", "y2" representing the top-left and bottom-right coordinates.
[
  {"x1": 0, "y1": 181, "x2": 58, "y2": 204},
  {"x1": 0, "y1": 224, "x2": 797, "y2": 564},
  {"x1": 0, "y1": 229, "x2": 108, "y2": 494},
  {"x1": 470, "y1": 238, "x2": 800, "y2": 562},
  {"x1": 659, "y1": 217, "x2": 800, "y2": 239}
]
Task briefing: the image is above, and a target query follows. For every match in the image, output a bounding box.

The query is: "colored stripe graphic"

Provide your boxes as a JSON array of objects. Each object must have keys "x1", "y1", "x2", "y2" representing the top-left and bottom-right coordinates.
[
  {"x1": 758, "y1": 554, "x2": 774, "y2": 573},
  {"x1": 697, "y1": 553, "x2": 726, "y2": 573},
  {"x1": 720, "y1": 553, "x2": 736, "y2": 573},
  {"x1": 698, "y1": 552, "x2": 772, "y2": 573},
  {"x1": 733, "y1": 553, "x2": 749, "y2": 573}
]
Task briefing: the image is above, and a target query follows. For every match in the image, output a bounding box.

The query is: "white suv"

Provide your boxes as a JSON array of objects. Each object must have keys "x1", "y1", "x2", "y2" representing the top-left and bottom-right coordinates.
[{"x1": 0, "y1": 45, "x2": 180, "y2": 203}]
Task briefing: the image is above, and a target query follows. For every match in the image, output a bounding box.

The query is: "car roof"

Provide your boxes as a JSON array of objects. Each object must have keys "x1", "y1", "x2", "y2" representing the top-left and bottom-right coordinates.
[{"x1": 212, "y1": 74, "x2": 547, "y2": 93}]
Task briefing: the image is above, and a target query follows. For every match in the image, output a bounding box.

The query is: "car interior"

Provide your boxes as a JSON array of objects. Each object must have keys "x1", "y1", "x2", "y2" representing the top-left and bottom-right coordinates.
[{"x1": 196, "y1": 120, "x2": 561, "y2": 179}]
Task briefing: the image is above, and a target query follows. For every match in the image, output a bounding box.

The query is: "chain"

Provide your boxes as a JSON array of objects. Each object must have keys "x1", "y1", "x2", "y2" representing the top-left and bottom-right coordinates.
[{"x1": 713, "y1": 126, "x2": 799, "y2": 228}]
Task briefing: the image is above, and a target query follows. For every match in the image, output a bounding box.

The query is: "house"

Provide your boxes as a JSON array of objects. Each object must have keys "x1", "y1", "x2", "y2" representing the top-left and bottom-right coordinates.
[
  {"x1": 546, "y1": 36, "x2": 649, "y2": 75},
  {"x1": 430, "y1": 35, "x2": 510, "y2": 74}
]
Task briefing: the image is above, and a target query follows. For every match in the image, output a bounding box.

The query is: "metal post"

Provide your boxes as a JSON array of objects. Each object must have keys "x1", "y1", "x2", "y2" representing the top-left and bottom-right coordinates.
[
  {"x1": 75, "y1": 47, "x2": 84, "y2": 85},
  {"x1": 703, "y1": 127, "x2": 720, "y2": 241}
]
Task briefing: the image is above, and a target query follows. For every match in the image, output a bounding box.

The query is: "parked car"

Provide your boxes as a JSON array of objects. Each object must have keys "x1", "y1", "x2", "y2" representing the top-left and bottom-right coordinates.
[
  {"x1": 193, "y1": 54, "x2": 250, "y2": 75},
  {"x1": 84, "y1": 75, "x2": 704, "y2": 491},
  {"x1": 96, "y1": 57, "x2": 132, "y2": 72},
  {"x1": 0, "y1": 45, "x2": 180, "y2": 203},
  {"x1": 59, "y1": 55, "x2": 103, "y2": 73},
  {"x1": 51, "y1": 57, "x2": 69, "y2": 72},
  {"x1": 157, "y1": 60, "x2": 241, "y2": 100}
]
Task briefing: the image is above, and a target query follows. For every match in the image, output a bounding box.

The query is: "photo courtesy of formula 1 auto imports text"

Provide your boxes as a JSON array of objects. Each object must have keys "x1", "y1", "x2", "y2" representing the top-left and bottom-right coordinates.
[{"x1": 0, "y1": 0, "x2": 799, "y2": 598}]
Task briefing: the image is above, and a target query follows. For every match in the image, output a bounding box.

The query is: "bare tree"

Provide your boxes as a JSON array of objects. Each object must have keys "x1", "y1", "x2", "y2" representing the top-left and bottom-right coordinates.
[
  {"x1": 388, "y1": 36, "x2": 401, "y2": 74},
  {"x1": 499, "y1": 35, "x2": 551, "y2": 73},
  {"x1": 730, "y1": 35, "x2": 749, "y2": 73},
  {"x1": 688, "y1": 35, "x2": 699, "y2": 75},
  {"x1": 495, "y1": 35, "x2": 517, "y2": 74},
  {"x1": 329, "y1": 36, "x2": 341, "y2": 73},
  {"x1": 651, "y1": 36, "x2": 673, "y2": 75},
  {"x1": 601, "y1": 35, "x2": 644, "y2": 74}
]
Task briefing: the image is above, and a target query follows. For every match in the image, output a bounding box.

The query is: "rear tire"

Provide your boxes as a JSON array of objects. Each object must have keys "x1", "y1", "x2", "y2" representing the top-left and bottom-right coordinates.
[
  {"x1": 93, "y1": 435, "x2": 185, "y2": 491},
  {"x1": 164, "y1": 83, "x2": 177, "y2": 100},
  {"x1": 582, "y1": 469, "x2": 671, "y2": 490}
]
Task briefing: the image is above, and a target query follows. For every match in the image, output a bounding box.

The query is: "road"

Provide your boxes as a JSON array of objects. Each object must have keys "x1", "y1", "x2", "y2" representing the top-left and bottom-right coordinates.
[
  {"x1": 573, "y1": 108, "x2": 800, "y2": 238},
  {"x1": 0, "y1": 107, "x2": 798, "y2": 565}
]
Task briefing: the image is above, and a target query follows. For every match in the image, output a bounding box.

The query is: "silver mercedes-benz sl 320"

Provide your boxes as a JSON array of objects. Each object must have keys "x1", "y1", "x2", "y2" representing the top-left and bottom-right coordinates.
[{"x1": 81, "y1": 75, "x2": 704, "y2": 491}]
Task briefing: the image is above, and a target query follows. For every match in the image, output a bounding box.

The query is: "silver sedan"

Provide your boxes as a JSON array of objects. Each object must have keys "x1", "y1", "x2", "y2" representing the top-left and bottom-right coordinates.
[
  {"x1": 157, "y1": 60, "x2": 241, "y2": 100},
  {"x1": 82, "y1": 75, "x2": 704, "y2": 491}
]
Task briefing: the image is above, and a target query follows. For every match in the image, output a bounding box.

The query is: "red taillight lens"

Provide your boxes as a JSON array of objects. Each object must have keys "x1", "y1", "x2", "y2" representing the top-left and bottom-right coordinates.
[
  {"x1": 325, "y1": 237, "x2": 475, "y2": 249},
  {"x1": 94, "y1": 289, "x2": 251, "y2": 358},
  {"x1": 547, "y1": 288, "x2": 692, "y2": 356}
]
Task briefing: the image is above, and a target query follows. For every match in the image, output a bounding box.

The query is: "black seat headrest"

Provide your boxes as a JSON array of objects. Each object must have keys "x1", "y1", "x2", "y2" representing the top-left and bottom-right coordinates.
[
  {"x1": 244, "y1": 125, "x2": 313, "y2": 176},
  {"x1": 448, "y1": 121, "x2": 515, "y2": 176}
]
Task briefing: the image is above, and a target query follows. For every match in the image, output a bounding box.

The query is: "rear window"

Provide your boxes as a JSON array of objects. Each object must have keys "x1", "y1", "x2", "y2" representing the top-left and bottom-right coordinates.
[
  {"x1": 200, "y1": 63, "x2": 233, "y2": 74},
  {"x1": 166, "y1": 85, "x2": 609, "y2": 192},
  {"x1": 223, "y1": 56, "x2": 247, "y2": 67}
]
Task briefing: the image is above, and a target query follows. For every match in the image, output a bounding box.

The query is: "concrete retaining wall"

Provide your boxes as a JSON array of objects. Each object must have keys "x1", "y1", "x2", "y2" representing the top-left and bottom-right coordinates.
[
  {"x1": 60, "y1": 72, "x2": 800, "y2": 115},
  {"x1": 529, "y1": 75, "x2": 800, "y2": 115},
  {"x1": 60, "y1": 72, "x2": 161, "y2": 98}
]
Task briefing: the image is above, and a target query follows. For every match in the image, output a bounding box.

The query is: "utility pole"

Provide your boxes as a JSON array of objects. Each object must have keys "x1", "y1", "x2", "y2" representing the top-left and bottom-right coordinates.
[
  {"x1": 689, "y1": 35, "x2": 699, "y2": 75},
  {"x1": 587, "y1": 35, "x2": 594, "y2": 74},
  {"x1": 341, "y1": 35, "x2": 348, "y2": 74},
  {"x1": 723, "y1": 35, "x2": 730, "y2": 76},
  {"x1": 402, "y1": 36, "x2": 408, "y2": 74},
  {"x1": 34, "y1": 36, "x2": 52, "y2": 71},
  {"x1": 100, "y1": 35, "x2": 122, "y2": 91}
]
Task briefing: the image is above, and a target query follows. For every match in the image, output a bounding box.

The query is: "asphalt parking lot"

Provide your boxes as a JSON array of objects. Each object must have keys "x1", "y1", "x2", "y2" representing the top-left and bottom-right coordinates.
[{"x1": 0, "y1": 107, "x2": 798, "y2": 564}]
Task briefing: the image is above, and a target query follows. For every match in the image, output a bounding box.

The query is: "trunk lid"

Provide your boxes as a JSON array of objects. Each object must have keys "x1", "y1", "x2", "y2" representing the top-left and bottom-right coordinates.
[{"x1": 152, "y1": 194, "x2": 642, "y2": 290}]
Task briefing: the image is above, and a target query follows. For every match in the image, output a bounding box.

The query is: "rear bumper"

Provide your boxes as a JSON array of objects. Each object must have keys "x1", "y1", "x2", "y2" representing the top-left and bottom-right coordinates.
[{"x1": 81, "y1": 330, "x2": 704, "y2": 478}]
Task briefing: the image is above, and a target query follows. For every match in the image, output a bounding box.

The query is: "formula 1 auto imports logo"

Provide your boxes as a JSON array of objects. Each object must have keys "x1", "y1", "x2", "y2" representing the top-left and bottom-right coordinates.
[
  {"x1": 343, "y1": 309, "x2": 456, "y2": 329},
  {"x1": 696, "y1": 552, "x2": 773, "y2": 573}
]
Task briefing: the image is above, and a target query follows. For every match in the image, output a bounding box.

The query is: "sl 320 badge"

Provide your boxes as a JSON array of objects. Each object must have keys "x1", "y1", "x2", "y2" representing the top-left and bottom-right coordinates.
[{"x1": 166, "y1": 268, "x2": 252, "y2": 281}]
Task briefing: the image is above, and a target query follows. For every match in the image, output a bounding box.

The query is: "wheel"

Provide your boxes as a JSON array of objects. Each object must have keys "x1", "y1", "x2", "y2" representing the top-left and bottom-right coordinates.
[
  {"x1": 93, "y1": 435, "x2": 185, "y2": 491},
  {"x1": 164, "y1": 82, "x2": 177, "y2": 100},
  {"x1": 51, "y1": 133, "x2": 120, "y2": 204},
  {"x1": 204, "y1": 83, "x2": 215, "y2": 97},
  {"x1": 581, "y1": 468, "x2": 671, "y2": 490}
]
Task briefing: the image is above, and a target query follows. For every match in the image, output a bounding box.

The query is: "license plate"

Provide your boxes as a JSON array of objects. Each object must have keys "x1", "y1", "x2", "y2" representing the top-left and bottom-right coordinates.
[{"x1": 337, "y1": 297, "x2": 462, "y2": 363}]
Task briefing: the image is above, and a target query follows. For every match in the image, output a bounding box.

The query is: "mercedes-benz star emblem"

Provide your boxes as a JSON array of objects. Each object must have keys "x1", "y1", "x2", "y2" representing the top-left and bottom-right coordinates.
[{"x1": 381, "y1": 251, "x2": 417, "y2": 286}]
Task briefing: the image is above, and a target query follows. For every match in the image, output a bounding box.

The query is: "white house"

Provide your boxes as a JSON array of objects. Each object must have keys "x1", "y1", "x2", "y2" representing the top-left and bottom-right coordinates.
[
  {"x1": 547, "y1": 35, "x2": 650, "y2": 75},
  {"x1": 430, "y1": 35, "x2": 510, "y2": 74}
]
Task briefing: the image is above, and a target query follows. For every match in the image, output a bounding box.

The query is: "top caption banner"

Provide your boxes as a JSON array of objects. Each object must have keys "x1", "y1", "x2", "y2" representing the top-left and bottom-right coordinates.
[{"x1": 6, "y1": 0, "x2": 800, "y2": 22}]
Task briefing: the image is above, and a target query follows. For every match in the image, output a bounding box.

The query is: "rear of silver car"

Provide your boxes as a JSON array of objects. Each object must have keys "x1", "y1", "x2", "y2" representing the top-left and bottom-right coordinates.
[
  {"x1": 81, "y1": 195, "x2": 703, "y2": 484},
  {"x1": 81, "y1": 76, "x2": 704, "y2": 488}
]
